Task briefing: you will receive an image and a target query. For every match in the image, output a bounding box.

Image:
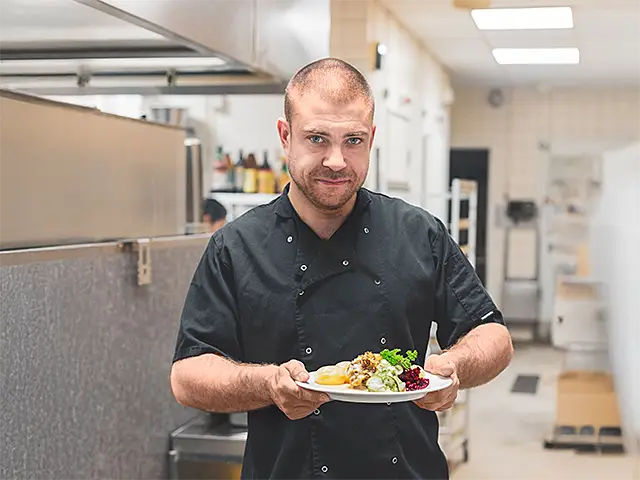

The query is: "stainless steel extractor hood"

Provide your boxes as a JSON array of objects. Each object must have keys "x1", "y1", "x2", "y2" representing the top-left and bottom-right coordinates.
[{"x1": 0, "y1": 0, "x2": 330, "y2": 94}]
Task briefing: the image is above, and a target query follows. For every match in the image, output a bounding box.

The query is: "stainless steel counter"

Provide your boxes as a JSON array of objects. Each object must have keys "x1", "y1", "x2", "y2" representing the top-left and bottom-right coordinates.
[{"x1": 169, "y1": 414, "x2": 247, "y2": 480}]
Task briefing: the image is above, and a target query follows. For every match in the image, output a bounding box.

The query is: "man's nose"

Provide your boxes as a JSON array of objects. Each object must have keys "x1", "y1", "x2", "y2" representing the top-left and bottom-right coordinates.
[{"x1": 323, "y1": 147, "x2": 347, "y2": 171}]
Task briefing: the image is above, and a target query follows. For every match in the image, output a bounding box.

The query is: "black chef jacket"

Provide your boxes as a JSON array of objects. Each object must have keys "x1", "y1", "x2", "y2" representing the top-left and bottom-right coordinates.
[{"x1": 173, "y1": 184, "x2": 504, "y2": 480}]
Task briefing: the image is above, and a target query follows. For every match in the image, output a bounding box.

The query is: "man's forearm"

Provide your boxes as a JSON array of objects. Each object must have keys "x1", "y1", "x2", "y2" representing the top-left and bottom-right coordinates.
[
  {"x1": 441, "y1": 323, "x2": 513, "y2": 389},
  {"x1": 170, "y1": 353, "x2": 277, "y2": 413}
]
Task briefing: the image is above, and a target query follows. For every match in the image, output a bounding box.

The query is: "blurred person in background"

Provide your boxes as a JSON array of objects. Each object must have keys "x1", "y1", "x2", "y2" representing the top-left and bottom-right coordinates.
[
  {"x1": 170, "y1": 58, "x2": 513, "y2": 480},
  {"x1": 202, "y1": 198, "x2": 227, "y2": 233}
]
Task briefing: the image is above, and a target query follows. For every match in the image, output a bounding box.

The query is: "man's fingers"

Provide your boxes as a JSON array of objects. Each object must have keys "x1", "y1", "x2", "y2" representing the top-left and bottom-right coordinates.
[
  {"x1": 277, "y1": 371, "x2": 329, "y2": 404},
  {"x1": 299, "y1": 388, "x2": 330, "y2": 404},
  {"x1": 421, "y1": 390, "x2": 447, "y2": 404},
  {"x1": 415, "y1": 388, "x2": 458, "y2": 411},
  {"x1": 424, "y1": 355, "x2": 455, "y2": 377},
  {"x1": 282, "y1": 359, "x2": 310, "y2": 382}
]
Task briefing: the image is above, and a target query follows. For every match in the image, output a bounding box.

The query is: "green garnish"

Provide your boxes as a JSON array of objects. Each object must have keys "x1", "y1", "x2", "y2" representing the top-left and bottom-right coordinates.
[{"x1": 380, "y1": 348, "x2": 419, "y2": 370}]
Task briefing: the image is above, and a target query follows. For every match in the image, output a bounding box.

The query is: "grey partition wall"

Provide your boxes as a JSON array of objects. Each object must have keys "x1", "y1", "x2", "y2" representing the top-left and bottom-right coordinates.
[{"x1": 0, "y1": 236, "x2": 211, "y2": 479}]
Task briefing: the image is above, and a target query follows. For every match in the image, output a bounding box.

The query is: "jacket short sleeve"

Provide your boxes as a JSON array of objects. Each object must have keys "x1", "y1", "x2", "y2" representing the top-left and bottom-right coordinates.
[
  {"x1": 172, "y1": 235, "x2": 243, "y2": 363},
  {"x1": 431, "y1": 218, "x2": 504, "y2": 349}
]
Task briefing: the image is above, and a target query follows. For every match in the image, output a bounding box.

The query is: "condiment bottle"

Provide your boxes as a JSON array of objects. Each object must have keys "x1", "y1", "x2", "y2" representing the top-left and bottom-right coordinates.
[
  {"x1": 258, "y1": 150, "x2": 276, "y2": 194},
  {"x1": 278, "y1": 157, "x2": 290, "y2": 192},
  {"x1": 224, "y1": 153, "x2": 235, "y2": 191},
  {"x1": 243, "y1": 153, "x2": 258, "y2": 193},
  {"x1": 234, "y1": 149, "x2": 245, "y2": 192},
  {"x1": 211, "y1": 146, "x2": 229, "y2": 192}
]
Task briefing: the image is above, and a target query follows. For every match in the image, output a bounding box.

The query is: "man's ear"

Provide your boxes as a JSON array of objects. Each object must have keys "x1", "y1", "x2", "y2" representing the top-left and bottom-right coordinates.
[{"x1": 277, "y1": 117, "x2": 291, "y2": 151}]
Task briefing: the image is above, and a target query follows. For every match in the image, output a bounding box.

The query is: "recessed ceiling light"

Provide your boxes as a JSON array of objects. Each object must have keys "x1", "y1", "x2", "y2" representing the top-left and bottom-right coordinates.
[
  {"x1": 471, "y1": 7, "x2": 574, "y2": 30},
  {"x1": 492, "y1": 48, "x2": 580, "y2": 65}
]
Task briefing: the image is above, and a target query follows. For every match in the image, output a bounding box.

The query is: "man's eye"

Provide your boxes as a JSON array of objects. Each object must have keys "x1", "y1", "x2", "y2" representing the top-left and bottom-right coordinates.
[
  {"x1": 309, "y1": 136, "x2": 324, "y2": 144},
  {"x1": 347, "y1": 138, "x2": 363, "y2": 145}
]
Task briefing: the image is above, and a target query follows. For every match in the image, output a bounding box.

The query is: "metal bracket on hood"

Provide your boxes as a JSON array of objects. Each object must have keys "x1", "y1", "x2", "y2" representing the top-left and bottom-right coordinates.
[
  {"x1": 119, "y1": 238, "x2": 152, "y2": 286},
  {"x1": 136, "y1": 239, "x2": 152, "y2": 286}
]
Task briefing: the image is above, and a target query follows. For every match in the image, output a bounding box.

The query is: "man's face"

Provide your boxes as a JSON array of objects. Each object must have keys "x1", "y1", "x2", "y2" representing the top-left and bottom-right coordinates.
[{"x1": 277, "y1": 91, "x2": 376, "y2": 211}]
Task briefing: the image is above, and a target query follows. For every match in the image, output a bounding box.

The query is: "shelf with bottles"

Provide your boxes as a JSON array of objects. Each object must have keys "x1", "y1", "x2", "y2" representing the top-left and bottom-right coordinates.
[{"x1": 210, "y1": 147, "x2": 290, "y2": 196}]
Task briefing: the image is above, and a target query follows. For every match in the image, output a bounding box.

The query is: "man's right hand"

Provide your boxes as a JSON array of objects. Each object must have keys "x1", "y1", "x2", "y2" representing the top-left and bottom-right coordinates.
[{"x1": 266, "y1": 359, "x2": 330, "y2": 420}]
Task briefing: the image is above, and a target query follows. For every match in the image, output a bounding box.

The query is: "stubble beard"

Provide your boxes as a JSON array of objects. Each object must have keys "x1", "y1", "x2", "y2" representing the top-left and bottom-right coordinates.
[{"x1": 288, "y1": 158, "x2": 362, "y2": 213}]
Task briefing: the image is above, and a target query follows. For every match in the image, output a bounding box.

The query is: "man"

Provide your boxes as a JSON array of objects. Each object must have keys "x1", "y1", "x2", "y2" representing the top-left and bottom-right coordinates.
[
  {"x1": 202, "y1": 198, "x2": 227, "y2": 233},
  {"x1": 170, "y1": 58, "x2": 513, "y2": 479}
]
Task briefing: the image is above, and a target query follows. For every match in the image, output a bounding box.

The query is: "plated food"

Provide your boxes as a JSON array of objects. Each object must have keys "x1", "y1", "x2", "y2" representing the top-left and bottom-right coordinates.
[{"x1": 314, "y1": 349, "x2": 430, "y2": 393}]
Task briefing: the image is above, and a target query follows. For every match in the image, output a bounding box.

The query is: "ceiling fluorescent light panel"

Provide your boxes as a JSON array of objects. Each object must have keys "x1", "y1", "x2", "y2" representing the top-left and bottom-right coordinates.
[
  {"x1": 471, "y1": 7, "x2": 574, "y2": 30},
  {"x1": 492, "y1": 48, "x2": 580, "y2": 65}
]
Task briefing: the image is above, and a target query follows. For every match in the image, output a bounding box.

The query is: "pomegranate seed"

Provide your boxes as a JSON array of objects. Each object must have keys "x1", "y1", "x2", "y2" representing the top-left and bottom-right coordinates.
[{"x1": 406, "y1": 378, "x2": 429, "y2": 391}]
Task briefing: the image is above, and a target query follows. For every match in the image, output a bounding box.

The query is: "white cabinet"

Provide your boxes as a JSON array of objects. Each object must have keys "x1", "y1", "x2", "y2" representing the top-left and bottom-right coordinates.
[{"x1": 551, "y1": 278, "x2": 605, "y2": 348}]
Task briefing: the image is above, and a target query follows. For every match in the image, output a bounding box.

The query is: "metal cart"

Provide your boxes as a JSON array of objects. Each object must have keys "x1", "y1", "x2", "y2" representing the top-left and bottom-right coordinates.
[{"x1": 426, "y1": 178, "x2": 477, "y2": 470}]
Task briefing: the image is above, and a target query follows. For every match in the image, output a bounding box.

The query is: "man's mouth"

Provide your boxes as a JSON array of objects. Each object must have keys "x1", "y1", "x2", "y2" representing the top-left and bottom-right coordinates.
[{"x1": 317, "y1": 178, "x2": 350, "y2": 185}]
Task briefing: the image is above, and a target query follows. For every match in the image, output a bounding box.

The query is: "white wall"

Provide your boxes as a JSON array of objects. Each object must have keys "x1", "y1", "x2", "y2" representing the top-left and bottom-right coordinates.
[
  {"x1": 451, "y1": 87, "x2": 640, "y2": 303},
  {"x1": 331, "y1": 0, "x2": 453, "y2": 220},
  {"x1": 590, "y1": 142, "x2": 640, "y2": 455}
]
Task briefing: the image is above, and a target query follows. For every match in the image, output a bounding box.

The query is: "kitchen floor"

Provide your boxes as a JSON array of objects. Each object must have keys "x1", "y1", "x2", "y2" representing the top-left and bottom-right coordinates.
[{"x1": 452, "y1": 341, "x2": 640, "y2": 480}]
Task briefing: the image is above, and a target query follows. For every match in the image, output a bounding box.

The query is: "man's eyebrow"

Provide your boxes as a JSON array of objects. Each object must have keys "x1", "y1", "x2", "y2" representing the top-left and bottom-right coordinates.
[
  {"x1": 301, "y1": 127, "x2": 330, "y2": 135},
  {"x1": 344, "y1": 130, "x2": 368, "y2": 137}
]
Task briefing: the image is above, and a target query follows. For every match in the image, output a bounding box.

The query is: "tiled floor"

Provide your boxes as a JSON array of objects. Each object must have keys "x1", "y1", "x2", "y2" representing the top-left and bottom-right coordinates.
[{"x1": 452, "y1": 343, "x2": 640, "y2": 480}]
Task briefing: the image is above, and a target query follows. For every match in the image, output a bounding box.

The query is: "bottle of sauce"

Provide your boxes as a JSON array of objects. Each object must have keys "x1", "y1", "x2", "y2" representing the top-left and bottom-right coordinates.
[
  {"x1": 225, "y1": 152, "x2": 235, "y2": 191},
  {"x1": 211, "y1": 146, "x2": 230, "y2": 192},
  {"x1": 258, "y1": 150, "x2": 276, "y2": 194},
  {"x1": 234, "y1": 150, "x2": 245, "y2": 192},
  {"x1": 243, "y1": 153, "x2": 258, "y2": 193},
  {"x1": 278, "y1": 155, "x2": 290, "y2": 192}
]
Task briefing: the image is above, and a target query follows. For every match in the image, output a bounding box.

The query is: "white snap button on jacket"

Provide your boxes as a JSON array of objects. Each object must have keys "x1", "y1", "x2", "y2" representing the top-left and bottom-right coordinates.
[
  {"x1": 364, "y1": 227, "x2": 370, "y2": 234},
  {"x1": 392, "y1": 457, "x2": 398, "y2": 465},
  {"x1": 387, "y1": 402, "x2": 391, "y2": 406},
  {"x1": 305, "y1": 347, "x2": 313, "y2": 355},
  {"x1": 300, "y1": 264, "x2": 307, "y2": 271},
  {"x1": 380, "y1": 337, "x2": 387, "y2": 345},
  {"x1": 314, "y1": 409, "x2": 320, "y2": 415},
  {"x1": 342, "y1": 260, "x2": 349, "y2": 266},
  {"x1": 374, "y1": 279, "x2": 381, "y2": 285},
  {"x1": 299, "y1": 290, "x2": 305, "y2": 296},
  {"x1": 321, "y1": 466, "x2": 328, "y2": 473},
  {"x1": 287, "y1": 236, "x2": 293, "y2": 243}
]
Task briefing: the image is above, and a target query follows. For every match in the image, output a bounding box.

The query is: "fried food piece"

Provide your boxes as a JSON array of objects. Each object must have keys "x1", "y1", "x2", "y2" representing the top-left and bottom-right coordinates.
[
  {"x1": 346, "y1": 352, "x2": 382, "y2": 389},
  {"x1": 315, "y1": 361, "x2": 350, "y2": 385}
]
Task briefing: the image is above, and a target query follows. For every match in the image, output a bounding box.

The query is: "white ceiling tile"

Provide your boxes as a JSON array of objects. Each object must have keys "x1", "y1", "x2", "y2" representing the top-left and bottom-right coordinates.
[
  {"x1": 380, "y1": 0, "x2": 640, "y2": 86},
  {"x1": 482, "y1": 30, "x2": 579, "y2": 48}
]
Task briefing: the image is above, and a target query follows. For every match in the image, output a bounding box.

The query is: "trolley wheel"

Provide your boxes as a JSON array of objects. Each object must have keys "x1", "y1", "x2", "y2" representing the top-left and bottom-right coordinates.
[{"x1": 462, "y1": 440, "x2": 469, "y2": 463}]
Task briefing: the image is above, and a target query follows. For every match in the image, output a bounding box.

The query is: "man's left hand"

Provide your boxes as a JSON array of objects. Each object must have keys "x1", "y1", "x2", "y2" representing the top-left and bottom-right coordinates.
[{"x1": 413, "y1": 354, "x2": 460, "y2": 412}]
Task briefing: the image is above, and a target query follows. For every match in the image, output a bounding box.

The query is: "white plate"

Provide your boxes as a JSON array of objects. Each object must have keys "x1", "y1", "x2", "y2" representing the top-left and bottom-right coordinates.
[{"x1": 296, "y1": 371, "x2": 453, "y2": 404}]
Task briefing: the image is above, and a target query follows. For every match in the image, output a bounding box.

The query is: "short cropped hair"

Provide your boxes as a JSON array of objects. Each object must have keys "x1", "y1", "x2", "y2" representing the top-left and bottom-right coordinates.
[
  {"x1": 203, "y1": 199, "x2": 227, "y2": 223},
  {"x1": 284, "y1": 58, "x2": 374, "y2": 125}
]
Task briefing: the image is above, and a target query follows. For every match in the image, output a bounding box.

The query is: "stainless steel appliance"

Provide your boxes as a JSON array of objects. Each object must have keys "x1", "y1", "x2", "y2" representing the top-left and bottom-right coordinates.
[
  {"x1": 0, "y1": 90, "x2": 186, "y2": 250},
  {"x1": 150, "y1": 108, "x2": 205, "y2": 232},
  {"x1": 185, "y1": 133, "x2": 204, "y2": 227}
]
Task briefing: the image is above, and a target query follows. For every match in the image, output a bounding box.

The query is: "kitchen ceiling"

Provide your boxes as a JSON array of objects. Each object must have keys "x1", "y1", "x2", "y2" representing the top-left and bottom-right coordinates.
[
  {"x1": 0, "y1": 0, "x2": 175, "y2": 49},
  {"x1": 0, "y1": 0, "x2": 264, "y2": 92},
  {"x1": 0, "y1": 0, "x2": 330, "y2": 94},
  {"x1": 381, "y1": 0, "x2": 640, "y2": 87}
]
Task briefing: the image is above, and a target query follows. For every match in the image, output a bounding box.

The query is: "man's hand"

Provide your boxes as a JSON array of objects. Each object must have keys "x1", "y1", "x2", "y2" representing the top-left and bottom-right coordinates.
[
  {"x1": 267, "y1": 359, "x2": 330, "y2": 420},
  {"x1": 413, "y1": 354, "x2": 460, "y2": 412}
]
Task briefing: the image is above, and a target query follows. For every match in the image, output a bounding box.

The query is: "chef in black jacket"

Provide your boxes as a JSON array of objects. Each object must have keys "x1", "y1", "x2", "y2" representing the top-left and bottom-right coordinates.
[{"x1": 170, "y1": 58, "x2": 513, "y2": 480}]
